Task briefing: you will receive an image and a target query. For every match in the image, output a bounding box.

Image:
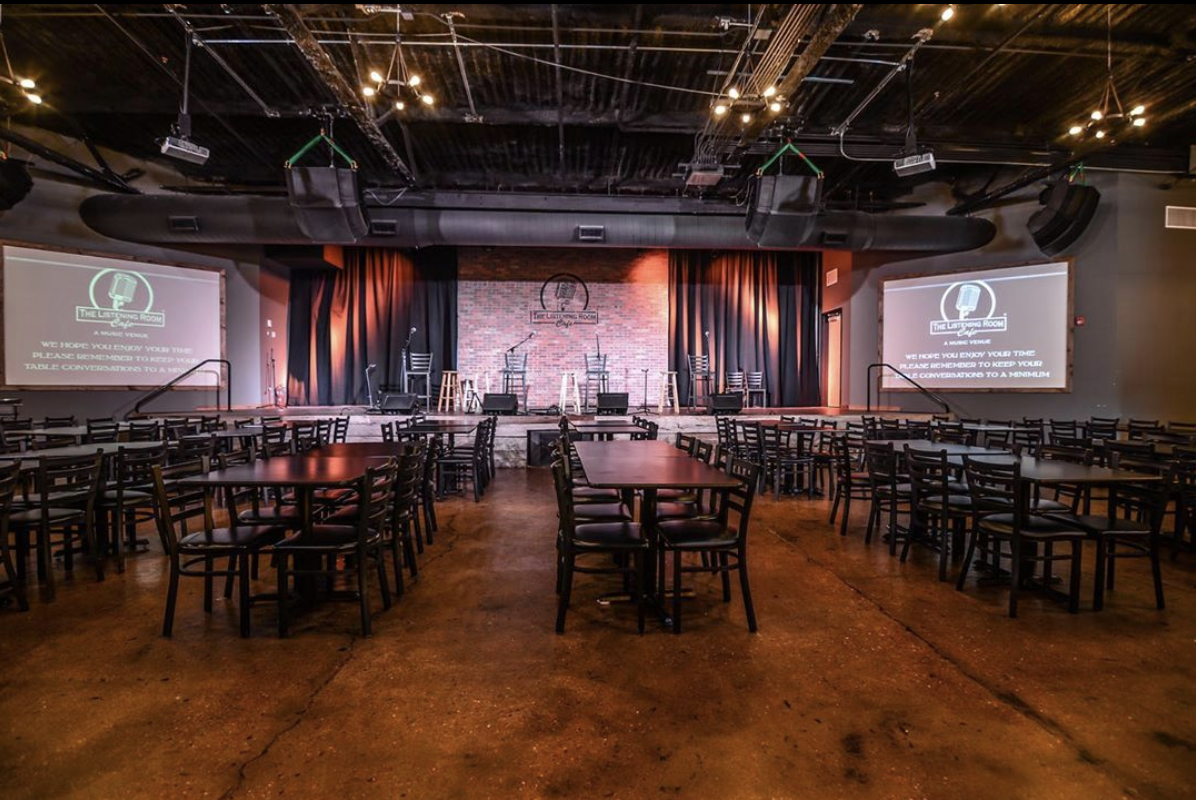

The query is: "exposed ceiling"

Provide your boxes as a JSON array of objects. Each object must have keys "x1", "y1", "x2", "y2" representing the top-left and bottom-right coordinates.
[{"x1": 2, "y1": 3, "x2": 1194, "y2": 208}]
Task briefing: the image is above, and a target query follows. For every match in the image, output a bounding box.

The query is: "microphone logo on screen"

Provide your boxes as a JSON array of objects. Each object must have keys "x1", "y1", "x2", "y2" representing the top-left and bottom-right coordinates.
[
  {"x1": 77, "y1": 268, "x2": 166, "y2": 330},
  {"x1": 931, "y1": 280, "x2": 1006, "y2": 339},
  {"x1": 108, "y1": 272, "x2": 137, "y2": 310},
  {"x1": 954, "y1": 283, "x2": 981, "y2": 319}
]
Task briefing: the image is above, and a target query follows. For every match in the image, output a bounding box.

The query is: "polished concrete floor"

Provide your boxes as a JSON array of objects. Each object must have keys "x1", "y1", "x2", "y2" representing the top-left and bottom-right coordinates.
[{"x1": 2, "y1": 469, "x2": 1194, "y2": 799}]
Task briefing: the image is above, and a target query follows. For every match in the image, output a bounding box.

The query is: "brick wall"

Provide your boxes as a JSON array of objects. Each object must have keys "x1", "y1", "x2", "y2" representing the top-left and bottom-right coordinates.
[{"x1": 457, "y1": 247, "x2": 669, "y2": 409}]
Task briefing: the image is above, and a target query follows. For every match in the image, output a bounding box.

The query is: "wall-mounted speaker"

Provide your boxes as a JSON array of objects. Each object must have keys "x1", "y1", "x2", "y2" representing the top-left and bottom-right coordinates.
[
  {"x1": 596, "y1": 392, "x2": 629, "y2": 415},
  {"x1": 1028, "y1": 181, "x2": 1100, "y2": 256},
  {"x1": 481, "y1": 393, "x2": 519, "y2": 415},
  {"x1": 709, "y1": 392, "x2": 744, "y2": 415},
  {"x1": 745, "y1": 175, "x2": 821, "y2": 247},
  {"x1": 285, "y1": 166, "x2": 367, "y2": 244}
]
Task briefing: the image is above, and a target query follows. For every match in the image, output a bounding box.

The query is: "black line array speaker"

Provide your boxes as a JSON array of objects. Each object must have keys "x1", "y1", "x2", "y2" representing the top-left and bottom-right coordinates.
[
  {"x1": 709, "y1": 392, "x2": 744, "y2": 415},
  {"x1": 596, "y1": 393, "x2": 629, "y2": 415},
  {"x1": 1028, "y1": 181, "x2": 1100, "y2": 256},
  {"x1": 481, "y1": 393, "x2": 519, "y2": 415},
  {"x1": 285, "y1": 166, "x2": 368, "y2": 244},
  {"x1": 745, "y1": 175, "x2": 821, "y2": 247},
  {"x1": 380, "y1": 393, "x2": 419, "y2": 414}
]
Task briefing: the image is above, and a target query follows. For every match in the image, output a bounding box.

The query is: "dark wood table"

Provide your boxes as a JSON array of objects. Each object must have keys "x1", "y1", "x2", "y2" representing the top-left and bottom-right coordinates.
[
  {"x1": 756, "y1": 420, "x2": 840, "y2": 433},
  {"x1": 312, "y1": 442, "x2": 411, "y2": 458},
  {"x1": 407, "y1": 420, "x2": 477, "y2": 447},
  {"x1": 874, "y1": 440, "x2": 1003, "y2": 457},
  {"x1": 0, "y1": 440, "x2": 165, "y2": 470},
  {"x1": 571, "y1": 423, "x2": 644, "y2": 440}
]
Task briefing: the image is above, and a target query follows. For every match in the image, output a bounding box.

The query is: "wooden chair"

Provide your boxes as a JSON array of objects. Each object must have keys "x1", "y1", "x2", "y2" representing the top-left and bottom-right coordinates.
[{"x1": 0, "y1": 462, "x2": 29, "y2": 611}]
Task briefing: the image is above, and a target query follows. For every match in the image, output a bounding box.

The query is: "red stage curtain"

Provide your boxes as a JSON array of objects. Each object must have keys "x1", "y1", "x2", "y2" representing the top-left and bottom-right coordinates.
[
  {"x1": 669, "y1": 250, "x2": 821, "y2": 407},
  {"x1": 287, "y1": 247, "x2": 457, "y2": 406}
]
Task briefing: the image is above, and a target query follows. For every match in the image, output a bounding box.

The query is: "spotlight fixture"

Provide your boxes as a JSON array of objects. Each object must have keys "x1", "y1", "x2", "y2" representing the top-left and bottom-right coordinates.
[
  {"x1": 1065, "y1": 7, "x2": 1148, "y2": 143},
  {"x1": 158, "y1": 34, "x2": 209, "y2": 165}
]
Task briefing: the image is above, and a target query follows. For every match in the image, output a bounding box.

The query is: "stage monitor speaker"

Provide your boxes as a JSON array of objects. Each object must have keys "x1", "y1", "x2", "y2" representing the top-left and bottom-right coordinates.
[
  {"x1": 745, "y1": 174, "x2": 821, "y2": 247},
  {"x1": 596, "y1": 393, "x2": 629, "y2": 415},
  {"x1": 709, "y1": 392, "x2": 744, "y2": 415},
  {"x1": 526, "y1": 429, "x2": 562, "y2": 467},
  {"x1": 0, "y1": 159, "x2": 33, "y2": 211},
  {"x1": 285, "y1": 166, "x2": 368, "y2": 244},
  {"x1": 380, "y1": 393, "x2": 419, "y2": 414},
  {"x1": 1028, "y1": 181, "x2": 1100, "y2": 256},
  {"x1": 481, "y1": 393, "x2": 519, "y2": 415}
]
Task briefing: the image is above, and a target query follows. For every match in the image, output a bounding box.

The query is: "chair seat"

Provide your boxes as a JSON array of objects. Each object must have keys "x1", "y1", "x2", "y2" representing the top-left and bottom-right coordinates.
[
  {"x1": 99, "y1": 488, "x2": 154, "y2": 503},
  {"x1": 657, "y1": 488, "x2": 698, "y2": 502},
  {"x1": 8, "y1": 507, "x2": 87, "y2": 525},
  {"x1": 876, "y1": 483, "x2": 913, "y2": 497},
  {"x1": 314, "y1": 487, "x2": 356, "y2": 502},
  {"x1": 14, "y1": 490, "x2": 90, "y2": 507},
  {"x1": 655, "y1": 500, "x2": 717, "y2": 521},
  {"x1": 1042, "y1": 513, "x2": 1150, "y2": 536},
  {"x1": 657, "y1": 519, "x2": 739, "y2": 549},
  {"x1": 920, "y1": 494, "x2": 973, "y2": 513},
  {"x1": 572, "y1": 486, "x2": 621, "y2": 502},
  {"x1": 571, "y1": 521, "x2": 648, "y2": 550},
  {"x1": 239, "y1": 506, "x2": 301, "y2": 524},
  {"x1": 573, "y1": 502, "x2": 632, "y2": 522},
  {"x1": 976, "y1": 513, "x2": 1084, "y2": 539},
  {"x1": 275, "y1": 525, "x2": 382, "y2": 551},
  {"x1": 179, "y1": 524, "x2": 284, "y2": 550}
]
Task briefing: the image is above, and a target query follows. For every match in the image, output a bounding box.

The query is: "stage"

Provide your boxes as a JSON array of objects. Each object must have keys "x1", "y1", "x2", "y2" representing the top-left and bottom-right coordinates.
[{"x1": 189, "y1": 405, "x2": 927, "y2": 469}]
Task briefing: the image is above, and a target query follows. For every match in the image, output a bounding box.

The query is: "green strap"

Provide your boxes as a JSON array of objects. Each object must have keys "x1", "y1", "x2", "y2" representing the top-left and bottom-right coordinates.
[
  {"x1": 286, "y1": 132, "x2": 357, "y2": 170},
  {"x1": 756, "y1": 141, "x2": 824, "y2": 179},
  {"x1": 1068, "y1": 162, "x2": 1086, "y2": 185}
]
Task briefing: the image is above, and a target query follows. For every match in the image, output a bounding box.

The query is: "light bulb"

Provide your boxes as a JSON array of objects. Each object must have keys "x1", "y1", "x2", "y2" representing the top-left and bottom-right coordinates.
[
  {"x1": 1133, "y1": 117, "x2": 1146, "y2": 127},
  {"x1": 713, "y1": 104, "x2": 727, "y2": 116},
  {"x1": 763, "y1": 85, "x2": 777, "y2": 98},
  {"x1": 769, "y1": 101, "x2": 782, "y2": 113},
  {"x1": 25, "y1": 92, "x2": 42, "y2": 105},
  {"x1": 408, "y1": 74, "x2": 421, "y2": 87},
  {"x1": 420, "y1": 93, "x2": 434, "y2": 106},
  {"x1": 1091, "y1": 109, "x2": 1103, "y2": 121},
  {"x1": 941, "y1": 6, "x2": 955, "y2": 21},
  {"x1": 1095, "y1": 130, "x2": 1106, "y2": 139},
  {"x1": 740, "y1": 112, "x2": 751, "y2": 124},
  {"x1": 1129, "y1": 104, "x2": 1145, "y2": 116},
  {"x1": 369, "y1": 69, "x2": 384, "y2": 84},
  {"x1": 362, "y1": 85, "x2": 376, "y2": 98},
  {"x1": 395, "y1": 100, "x2": 405, "y2": 110},
  {"x1": 728, "y1": 87, "x2": 740, "y2": 100},
  {"x1": 18, "y1": 78, "x2": 35, "y2": 89},
  {"x1": 1068, "y1": 125, "x2": 1083, "y2": 135}
]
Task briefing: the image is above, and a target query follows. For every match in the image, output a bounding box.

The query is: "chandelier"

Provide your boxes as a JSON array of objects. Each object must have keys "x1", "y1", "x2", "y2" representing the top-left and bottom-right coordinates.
[{"x1": 1066, "y1": 7, "x2": 1146, "y2": 141}]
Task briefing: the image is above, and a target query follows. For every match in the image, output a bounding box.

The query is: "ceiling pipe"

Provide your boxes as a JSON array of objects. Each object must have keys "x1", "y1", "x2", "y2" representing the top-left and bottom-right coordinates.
[{"x1": 79, "y1": 193, "x2": 995, "y2": 254}]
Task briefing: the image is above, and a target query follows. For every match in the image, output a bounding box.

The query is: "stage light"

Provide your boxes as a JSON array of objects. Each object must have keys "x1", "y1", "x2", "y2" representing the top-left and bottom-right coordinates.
[
  {"x1": 728, "y1": 86, "x2": 740, "y2": 100},
  {"x1": 369, "y1": 69, "x2": 384, "y2": 84}
]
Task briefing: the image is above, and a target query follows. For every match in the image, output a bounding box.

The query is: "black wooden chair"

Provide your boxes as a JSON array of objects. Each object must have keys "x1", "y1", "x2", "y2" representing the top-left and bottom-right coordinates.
[
  {"x1": 828, "y1": 434, "x2": 871, "y2": 537},
  {"x1": 863, "y1": 441, "x2": 910, "y2": 552},
  {"x1": 552, "y1": 461, "x2": 646, "y2": 634},
  {"x1": 0, "y1": 462, "x2": 29, "y2": 611},
  {"x1": 275, "y1": 461, "x2": 397, "y2": 637},
  {"x1": 957, "y1": 457, "x2": 1086, "y2": 617},
  {"x1": 98, "y1": 442, "x2": 168, "y2": 571},
  {"x1": 655, "y1": 457, "x2": 761, "y2": 633},
  {"x1": 904, "y1": 447, "x2": 972, "y2": 581}
]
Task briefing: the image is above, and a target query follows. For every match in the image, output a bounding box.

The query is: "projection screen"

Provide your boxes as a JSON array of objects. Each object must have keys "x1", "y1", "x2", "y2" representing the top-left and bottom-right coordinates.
[
  {"x1": 2, "y1": 244, "x2": 224, "y2": 389},
  {"x1": 880, "y1": 260, "x2": 1073, "y2": 392}
]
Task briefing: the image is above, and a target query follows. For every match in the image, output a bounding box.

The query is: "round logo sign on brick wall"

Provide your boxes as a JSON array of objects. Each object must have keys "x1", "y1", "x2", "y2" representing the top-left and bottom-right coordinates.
[{"x1": 533, "y1": 273, "x2": 598, "y2": 326}]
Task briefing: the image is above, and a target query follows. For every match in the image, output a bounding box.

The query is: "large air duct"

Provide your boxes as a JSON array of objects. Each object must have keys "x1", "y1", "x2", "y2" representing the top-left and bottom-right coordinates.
[{"x1": 79, "y1": 193, "x2": 995, "y2": 254}]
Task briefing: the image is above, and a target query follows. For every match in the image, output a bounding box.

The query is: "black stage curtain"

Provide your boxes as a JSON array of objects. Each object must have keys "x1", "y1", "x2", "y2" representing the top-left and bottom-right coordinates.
[
  {"x1": 287, "y1": 247, "x2": 457, "y2": 406},
  {"x1": 669, "y1": 250, "x2": 821, "y2": 407}
]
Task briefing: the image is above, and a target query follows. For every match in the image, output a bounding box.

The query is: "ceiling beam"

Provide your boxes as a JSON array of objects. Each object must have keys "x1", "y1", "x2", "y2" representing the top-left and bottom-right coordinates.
[{"x1": 264, "y1": 3, "x2": 414, "y2": 182}]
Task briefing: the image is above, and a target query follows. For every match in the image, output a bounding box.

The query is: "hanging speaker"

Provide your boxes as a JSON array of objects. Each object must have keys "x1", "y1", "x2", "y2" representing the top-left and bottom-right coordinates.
[
  {"x1": 285, "y1": 166, "x2": 368, "y2": 244},
  {"x1": 0, "y1": 159, "x2": 33, "y2": 211},
  {"x1": 745, "y1": 175, "x2": 821, "y2": 247},
  {"x1": 1028, "y1": 181, "x2": 1100, "y2": 256}
]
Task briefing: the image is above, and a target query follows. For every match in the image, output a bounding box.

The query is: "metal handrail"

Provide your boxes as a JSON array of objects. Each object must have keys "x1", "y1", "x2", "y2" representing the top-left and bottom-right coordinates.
[
  {"x1": 866, "y1": 363, "x2": 951, "y2": 415},
  {"x1": 128, "y1": 359, "x2": 231, "y2": 419}
]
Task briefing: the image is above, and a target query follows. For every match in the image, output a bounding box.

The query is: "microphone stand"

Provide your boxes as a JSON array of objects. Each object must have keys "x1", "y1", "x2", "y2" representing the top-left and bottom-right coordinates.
[
  {"x1": 267, "y1": 348, "x2": 278, "y2": 408},
  {"x1": 400, "y1": 329, "x2": 415, "y2": 397},
  {"x1": 506, "y1": 332, "x2": 534, "y2": 354},
  {"x1": 365, "y1": 365, "x2": 377, "y2": 409}
]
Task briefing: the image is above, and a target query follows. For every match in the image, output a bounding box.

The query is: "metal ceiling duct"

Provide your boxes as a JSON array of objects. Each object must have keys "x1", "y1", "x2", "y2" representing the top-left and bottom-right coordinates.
[{"x1": 79, "y1": 193, "x2": 995, "y2": 253}]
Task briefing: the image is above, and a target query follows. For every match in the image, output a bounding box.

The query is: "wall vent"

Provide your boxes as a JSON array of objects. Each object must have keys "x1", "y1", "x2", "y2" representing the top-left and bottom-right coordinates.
[
  {"x1": 369, "y1": 219, "x2": 398, "y2": 236},
  {"x1": 576, "y1": 224, "x2": 606, "y2": 242},
  {"x1": 167, "y1": 215, "x2": 199, "y2": 233},
  {"x1": 1165, "y1": 205, "x2": 1196, "y2": 230}
]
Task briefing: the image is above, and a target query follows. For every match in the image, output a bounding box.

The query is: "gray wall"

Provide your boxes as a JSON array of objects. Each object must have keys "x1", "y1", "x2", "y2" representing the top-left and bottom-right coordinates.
[
  {"x1": 0, "y1": 127, "x2": 270, "y2": 420},
  {"x1": 846, "y1": 171, "x2": 1196, "y2": 421}
]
